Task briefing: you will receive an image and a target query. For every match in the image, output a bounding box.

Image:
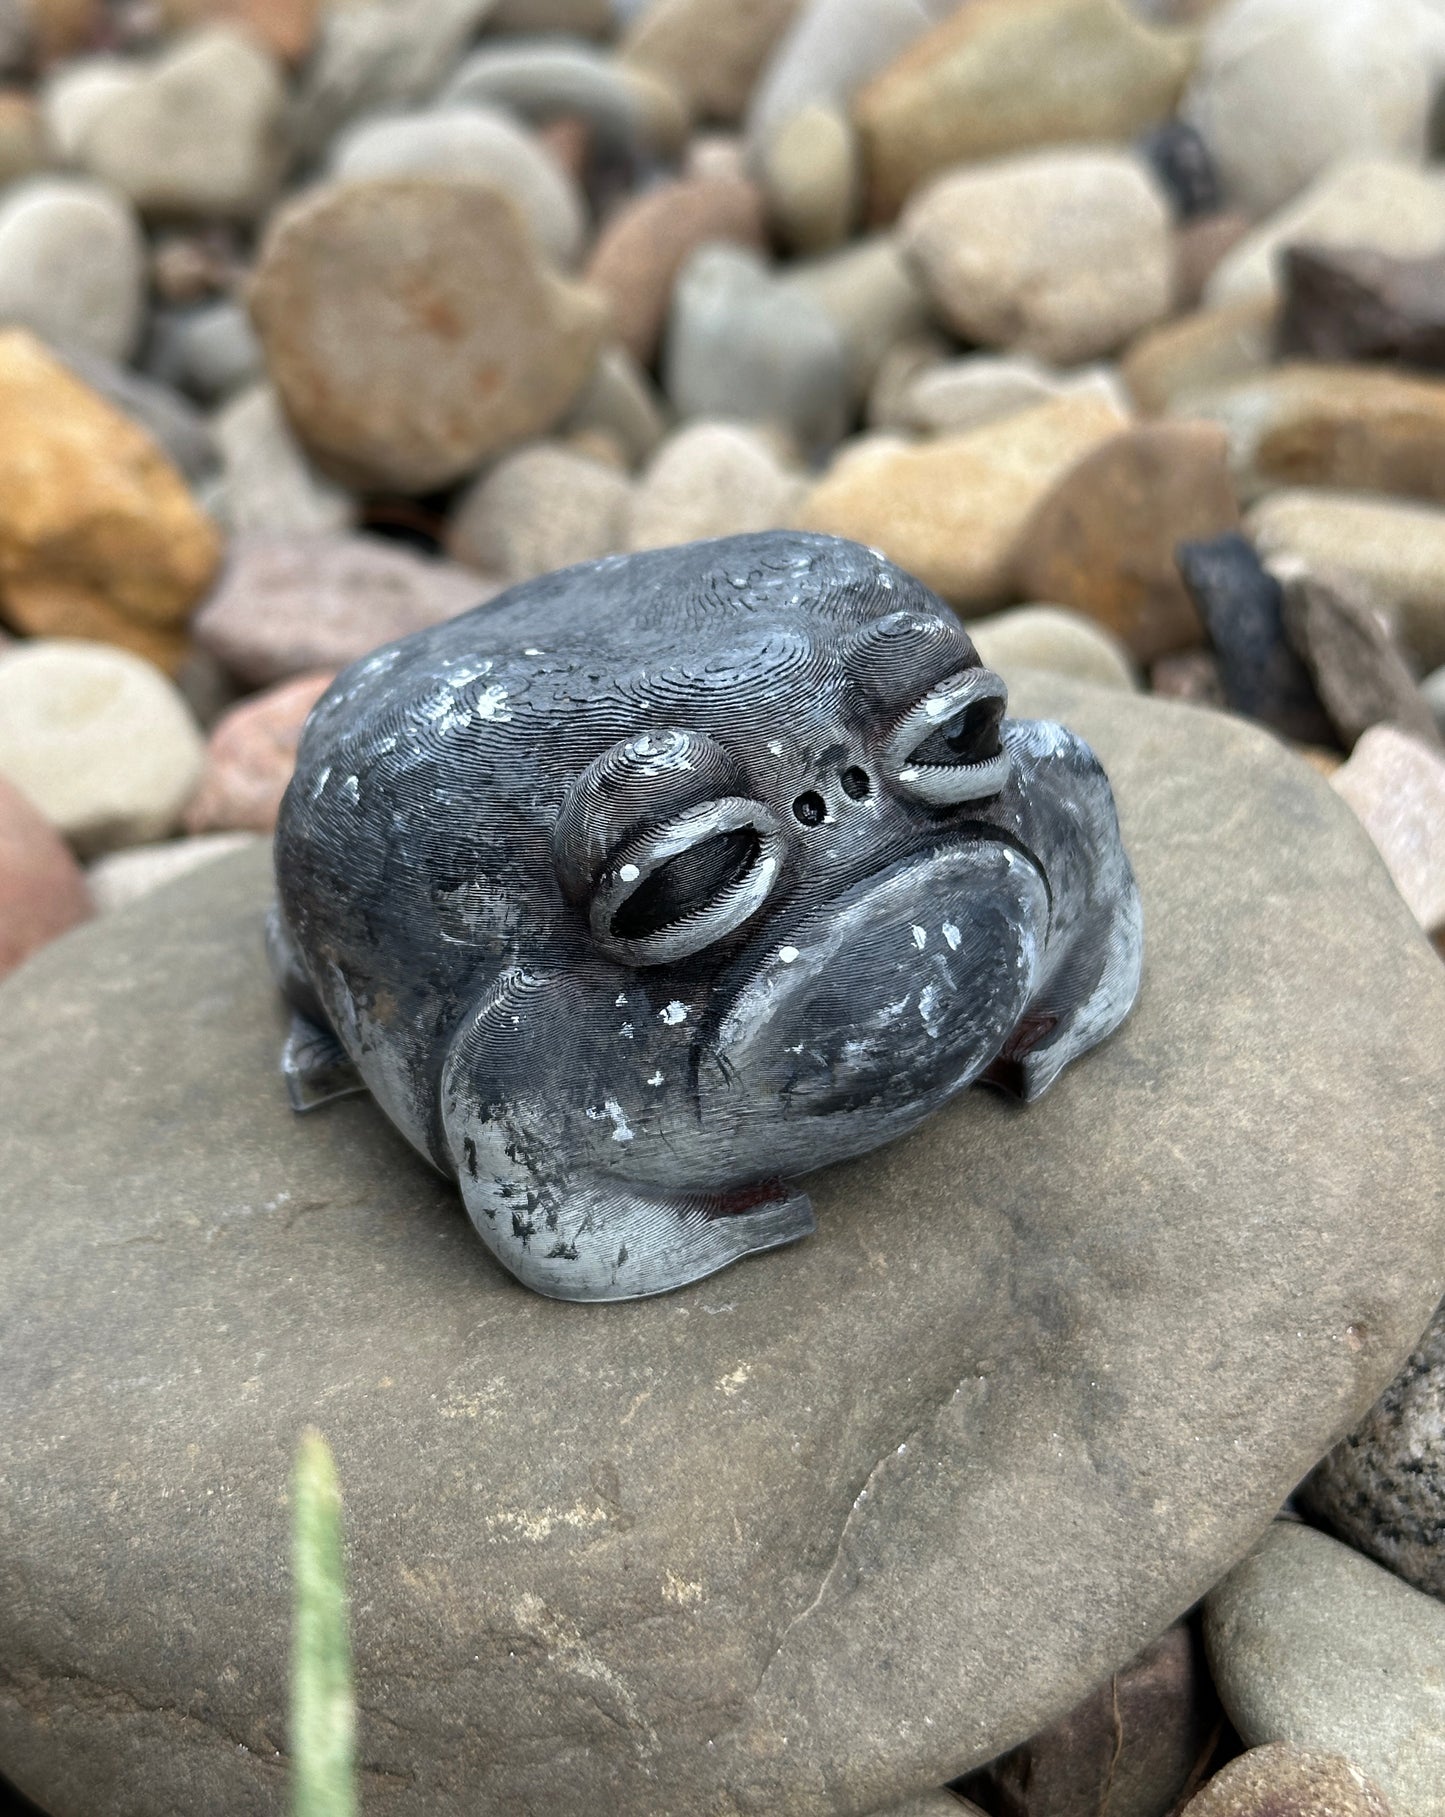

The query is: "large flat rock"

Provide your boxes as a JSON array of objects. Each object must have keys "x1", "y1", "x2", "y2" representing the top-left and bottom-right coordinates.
[{"x1": 3, "y1": 675, "x2": 1444, "y2": 1817}]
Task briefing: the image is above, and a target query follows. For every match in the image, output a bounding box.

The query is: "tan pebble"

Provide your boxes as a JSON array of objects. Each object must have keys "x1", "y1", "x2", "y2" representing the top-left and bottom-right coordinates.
[
  {"x1": 795, "y1": 390, "x2": 1129, "y2": 606},
  {"x1": 250, "y1": 179, "x2": 608, "y2": 494},
  {"x1": 856, "y1": 0, "x2": 1196, "y2": 221}
]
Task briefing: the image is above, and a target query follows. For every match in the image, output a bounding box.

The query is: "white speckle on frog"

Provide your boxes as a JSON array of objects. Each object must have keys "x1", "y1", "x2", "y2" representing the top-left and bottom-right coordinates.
[
  {"x1": 310, "y1": 764, "x2": 331, "y2": 801},
  {"x1": 524, "y1": 648, "x2": 544, "y2": 657},
  {"x1": 475, "y1": 683, "x2": 511, "y2": 721},
  {"x1": 340, "y1": 774, "x2": 360, "y2": 805},
  {"x1": 942, "y1": 920, "x2": 962, "y2": 951},
  {"x1": 778, "y1": 945, "x2": 800, "y2": 964},
  {"x1": 918, "y1": 982, "x2": 944, "y2": 1037},
  {"x1": 615, "y1": 993, "x2": 628, "y2": 1007},
  {"x1": 660, "y1": 1001, "x2": 688, "y2": 1026},
  {"x1": 619, "y1": 1022, "x2": 634, "y2": 1040},
  {"x1": 878, "y1": 993, "x2": 912, "y2": 1024},
  {"x1": 924, "y1": 696, "x2": 953, "y2": 720},
  {"x1": 647, "y1": 1070, "x2": 665, "y2": 1087},
  {"x1": 618, "y1": 863, "x2": 640, "y2": 884},
  {"x1": 767, "y1": 740, "x2": 783, "y2": 756},
  {"x1": 911, "y1": 925, "x2": 927, "y2": 951},
  {"x1": 587, "y1": 1100, "x2": 634, "y2": 1143},
  {"x1": 787, "y1": 1042, "x2": 804, "y2": 1055}
]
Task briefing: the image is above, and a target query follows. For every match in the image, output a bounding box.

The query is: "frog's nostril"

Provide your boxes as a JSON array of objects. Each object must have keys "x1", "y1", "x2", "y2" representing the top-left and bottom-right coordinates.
[
  {"x1": 792, "y1": 790, "x2": 827, "y2": 827},
  {"x1": 840, "y1": 765, "x2": 871, "y2": 801}
]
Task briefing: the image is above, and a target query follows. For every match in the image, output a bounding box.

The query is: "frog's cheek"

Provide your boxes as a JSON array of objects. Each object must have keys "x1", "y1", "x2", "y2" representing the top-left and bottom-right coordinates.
[{"x1": 711, "y1": 839, "x2": 1049, "y2": 1125}]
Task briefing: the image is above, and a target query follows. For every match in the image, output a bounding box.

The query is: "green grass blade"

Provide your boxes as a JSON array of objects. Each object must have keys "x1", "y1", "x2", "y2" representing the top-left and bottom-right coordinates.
[{"x1": 291, "y1": 1428, "x2": 358, "y2": 1817}]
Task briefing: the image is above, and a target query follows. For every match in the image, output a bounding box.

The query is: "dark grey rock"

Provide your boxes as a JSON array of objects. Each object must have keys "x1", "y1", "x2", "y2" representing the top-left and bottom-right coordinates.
[
  {"x1": 1177, "y1": 533, "x2": 1337, "y2": 745},
  {"x1": 1273, "y1": 559, "x2": 1442, "y2": 751},
  {"x1": 1278, "y1": 244, "x2": 1445, "y2": 371},
  {"x1": 3, "y1": 675, "x2": 1445, "y2": 1815},
  {"x1": 955, "y1": 1619, "x2": 1219, "y2": 1817},
  {"x1": 1300, "y1": 1297, "x2": 1445, "y2": 1602}
]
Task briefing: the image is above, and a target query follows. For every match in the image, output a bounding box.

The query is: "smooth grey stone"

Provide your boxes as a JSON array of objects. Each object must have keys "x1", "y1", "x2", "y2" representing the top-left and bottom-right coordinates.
[
  {"x1": 1205, "y1": 1522, "x2": 1445, "y2": 1816},
  {"x1": 147, "y1": 300, "x2": 265, "y2": 406},
  {"x1": 781, "y1": 234, "x2": 929, "y2": 400},
  {"x1": 747, "y1": 0, "x2": 936, "y2": 152},
  {"x1": 1425, "y1": 664, "x2": 1445, "y2": 734},
  {"x1": 664, "y1": 242, "x2": 849, "y2": 451},
  {"x1": 0, "y1": 176, "x2": 145, "y2": 364},
  {"x1": 3, "y1": 676, "x2": 1445, "y2": 1815},
  {"x1": 327, "y1": 106, "x2": 589, "y2": 267},
  {"x1": 210, "y1": 383, "x2": 358, "y2": 537},
  {"x1": 1300, "y1": 1296, "x2": 1445, "y2": 1601},
  {"x1": 561, "y1": 344, "x2": 669, "y2": 467},
  {"x1": 54, "y1": 344, "x2": 218, "y2": 483},
  {"x1": 438, "y1": 36, "x2": 679, "y2": 153},
  {"x1": 289, "y1": 0, "x2": 499, "y2": 162}
]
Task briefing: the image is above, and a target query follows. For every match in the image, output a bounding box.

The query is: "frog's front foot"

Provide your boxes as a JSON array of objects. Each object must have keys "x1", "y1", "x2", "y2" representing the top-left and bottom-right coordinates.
[{"x1": 454, "y1": 1164, "x2": 816, "y2": 1302}]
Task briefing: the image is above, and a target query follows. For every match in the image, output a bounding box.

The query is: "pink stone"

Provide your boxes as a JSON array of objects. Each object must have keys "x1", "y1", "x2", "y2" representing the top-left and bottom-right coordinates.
[
  {"x1": 184, "y1": 671, "x2": 335, "y2": 835},
  {"x1": 0, "y1": 772, "x2": 92, "y2": 979}
]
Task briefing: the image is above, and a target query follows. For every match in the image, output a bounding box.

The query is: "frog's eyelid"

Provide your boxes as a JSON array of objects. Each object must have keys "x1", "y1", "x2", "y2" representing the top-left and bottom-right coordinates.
[
  {"x1": 884, "y1": 668, "x2": 1011, "y2": 805},
  {"x1": 553, "y1": 727, "x2": 743, "y2": 904},
  {"x1": 844, "y1": 608, "x2": 978, "y2": 705}
]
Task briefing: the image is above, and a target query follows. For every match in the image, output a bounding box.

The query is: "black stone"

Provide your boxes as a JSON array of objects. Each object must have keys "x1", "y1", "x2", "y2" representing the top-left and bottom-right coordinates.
[
  {"x1": 1176, "y1": 534, "x2": 1337, "y2": 746},
  {"x1": 1137, "y1": 120, "x2": 1222, "y2": 221}
]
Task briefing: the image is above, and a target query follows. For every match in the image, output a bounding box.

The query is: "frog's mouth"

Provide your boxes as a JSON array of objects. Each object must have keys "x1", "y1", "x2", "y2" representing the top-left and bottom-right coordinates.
[{"x1": 697, "y1": 832, "x2": 1052, "y2": 1139}]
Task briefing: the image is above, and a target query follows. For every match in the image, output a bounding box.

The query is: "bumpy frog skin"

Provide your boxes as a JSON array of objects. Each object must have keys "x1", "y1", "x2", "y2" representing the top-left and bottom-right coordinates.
[{"x1": 270, "y1": 532, "x2": 1143, "y2": 1302}]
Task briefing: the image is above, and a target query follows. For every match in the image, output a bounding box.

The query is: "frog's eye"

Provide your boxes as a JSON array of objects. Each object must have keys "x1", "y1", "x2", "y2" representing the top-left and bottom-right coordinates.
[
  {"x1": 883, "y1": 668, "x2": 1011, "y2": 805},
  {"x1": 553, "y1": 729, "x2": 786, "y2": 965},
  {"x1": 591, "y1": 797, "x2": 787, "y2": 966}
]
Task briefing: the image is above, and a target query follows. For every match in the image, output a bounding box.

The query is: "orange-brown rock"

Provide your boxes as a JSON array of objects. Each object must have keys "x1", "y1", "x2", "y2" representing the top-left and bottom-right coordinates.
[
  {"x1": 0, "y1": 773, "x2": 91, "y2": 980},
  {"x1": 855, "y1": 0, "x2": 1196, "y2": 221},
  {"x1": 184, "y1": 670, "x2": 334, "y2": 835},
  {"x1": 249, "y1": 180, "x2": 608, "y2": 494},
  {"x1": 582, "y1": 173, "x2": 766, "y2": 365},
  {"x1": 0, "y1": 331, "x2": 221, "y2": 673},
  {"x1": 795, "y1": 390, "x2": 1128, "y2": 606},
  {"x1": 1182, "y1": 364, "x2": 1445, "y2": 504},
  {"x1": 1013, "y1": 421, "x2": 1238, "y2": 661}
]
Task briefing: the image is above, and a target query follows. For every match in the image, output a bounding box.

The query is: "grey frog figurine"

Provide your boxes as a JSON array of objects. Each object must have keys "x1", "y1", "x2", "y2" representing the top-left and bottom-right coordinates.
[{"x1": 270, "y1": 532, "x2": 1143, "y2": 1302}]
